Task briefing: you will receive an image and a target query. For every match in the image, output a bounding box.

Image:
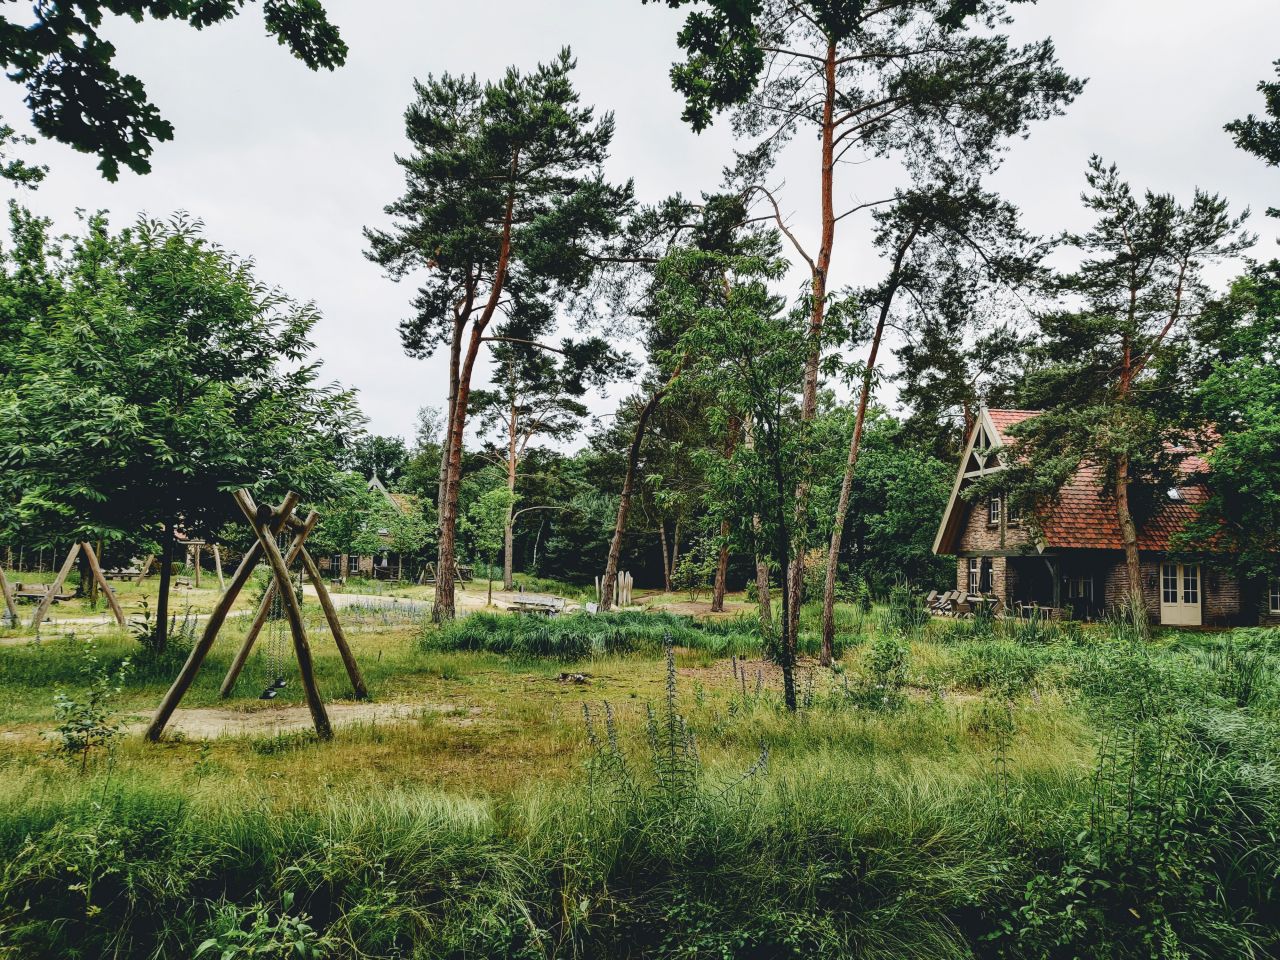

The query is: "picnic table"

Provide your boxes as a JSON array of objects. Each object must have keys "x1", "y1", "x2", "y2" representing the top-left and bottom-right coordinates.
[
  {"x1": 12, "y1": 582, "x2": 75, "y2": 603},
  {"x1": 102, "y1": 568, "x2": 141, "y2": 581}
]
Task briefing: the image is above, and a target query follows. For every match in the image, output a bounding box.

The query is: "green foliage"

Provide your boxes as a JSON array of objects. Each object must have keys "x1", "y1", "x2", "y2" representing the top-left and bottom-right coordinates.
[
  {"x1": 196, "y1": 892, "x2": 337, "y2": 960},
  {"x1": 861, "y1": 632, "x2": 910, "y2": 710},
  {"x1": 671, "y1": 536, "x2": 717, "y2": 602},
  {"x1": 955, "y1": 642, "x2": 1041, "y2": 698},
  {"x1": 423, "y1": 610, "x2": 759, "y2": 660},
  {"x1": 0, "y1": 212, "x2": 360, "y2": 550},
  {"x1": 0, "y1": 1, "x2": 346, "y2": 179},
  {"x1": 1226, "y1": 58, "x2": 1280, "y2": 215},
  {"x1": 46, "y1": 640, "x2": 129, "y2": 772}
]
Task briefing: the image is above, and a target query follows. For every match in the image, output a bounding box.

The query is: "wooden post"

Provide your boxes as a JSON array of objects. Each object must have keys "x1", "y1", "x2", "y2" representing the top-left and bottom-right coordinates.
[
  {"x1": 298, "y1": 544, "x2": 369, "y2": 700},
  {"x1": 80, "y1": 541, "x2": 126, "y2": 628},
  {"x1": 145, "y1": 493, "x2": 298, "y2": 742},
  {"x1": 212, "y1": 544, "x2": 225, "y2": 591},
  {"x1": 193, "y1": 543, "x2": 202, "y2": 588},
  {"x1": 0, "y1": 565, "x2": 17, "y2": 625},
  {"x1": 135, "y1": 554, "x2": 155, "y2": 584},
  {"x1": 235, "y1": 491, "x2": 331, "y2": 740},
  {"x1": 219, "y1": 512, "x2": 320, "y2": 698},
  {"x1": 31, "y1": 543, "x2": 81, "y2": 628}
]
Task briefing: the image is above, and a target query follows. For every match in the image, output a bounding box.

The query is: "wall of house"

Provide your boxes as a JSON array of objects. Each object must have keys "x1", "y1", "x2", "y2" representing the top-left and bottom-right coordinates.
[
  {"x1": 954, "y1": 555, "x2": 1012, "y2": 604},
  {"x1": 1102, "y1": 555, "x2": 1243, "y2": 626},
  {"x1": 955, "y1": 500, "x2": 1034, "y2": 554}
]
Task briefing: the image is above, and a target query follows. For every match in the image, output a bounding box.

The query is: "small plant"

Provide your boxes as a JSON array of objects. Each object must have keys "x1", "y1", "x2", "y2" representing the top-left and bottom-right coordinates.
[
  {"x1": 862, "y1": 632, "x2": 910, "y2": 710},
  {"x1": 196, "y1": 891, "x2": 337, "y2": 959},
  {"x1": 883, "y1": 582, "x2": 928, "y2": 637},
  {"x1": 672, "y1": 539, "x2": 716, "y2": 602},
  {"x1": 46, "y1": 641, "x2": 130, "y2": 772}
]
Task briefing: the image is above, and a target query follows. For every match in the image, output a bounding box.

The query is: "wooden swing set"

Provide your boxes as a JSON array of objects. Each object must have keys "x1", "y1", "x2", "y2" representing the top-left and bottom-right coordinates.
[
  {"x1": 145, "y1": 490, "x2": 368, "y2": 742},
  {"x1": 0, "y1": 540, "x2": 127, "y2": 629}
]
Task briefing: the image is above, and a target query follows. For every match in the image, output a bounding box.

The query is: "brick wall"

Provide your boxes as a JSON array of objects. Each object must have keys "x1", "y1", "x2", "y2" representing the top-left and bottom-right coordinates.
[
  {"x1": 1103, "y1": 556, "x2": 1244, "y2": 626},
  {"x1": 955, "y1": 498, "x2": 1034, "y2": 554}
]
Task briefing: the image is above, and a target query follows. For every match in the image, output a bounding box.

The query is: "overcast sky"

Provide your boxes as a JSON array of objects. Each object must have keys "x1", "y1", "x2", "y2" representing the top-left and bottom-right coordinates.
[{"x1": 2, "y1": 0, "x2": 1277, "y2": 445}]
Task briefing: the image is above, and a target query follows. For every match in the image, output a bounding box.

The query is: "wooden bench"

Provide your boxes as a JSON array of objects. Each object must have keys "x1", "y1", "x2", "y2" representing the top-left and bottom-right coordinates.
[
  {"x1": 102, "y1": 569, "x2": 141, "y2": 581},
  {"x1": 506, "y1": 595, "x2": 565, "y2": 616}
]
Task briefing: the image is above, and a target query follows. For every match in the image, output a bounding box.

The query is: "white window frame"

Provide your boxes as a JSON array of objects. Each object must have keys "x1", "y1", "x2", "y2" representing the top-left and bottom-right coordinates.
[
  {"x1": 1161, "y1": 563, "x2": 1179, "y2": 606},
  {"x1": 1270, "y1": 577, "x2": 1280, "y2": 614},
  {"x1": 1182, "y1": 564, "x2": 1200, "y2": 605},
  {"x1": 987, "y1": 497, "x2": 1001, "y2": 526},
  {"x1": 967, "y1": 558, "x2": 980, "y2": 594}
]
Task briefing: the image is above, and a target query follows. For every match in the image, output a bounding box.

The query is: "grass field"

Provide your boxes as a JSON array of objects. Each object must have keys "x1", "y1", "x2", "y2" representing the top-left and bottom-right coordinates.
[{"x1": 1, "y1": 594, "x2": 1278, "y2": 958}]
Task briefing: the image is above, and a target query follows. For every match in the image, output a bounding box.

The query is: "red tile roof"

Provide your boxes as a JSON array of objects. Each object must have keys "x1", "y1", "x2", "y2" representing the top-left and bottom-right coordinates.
[{"x1": 987, "y1": 409, "x2": 1209, "y2": 553}]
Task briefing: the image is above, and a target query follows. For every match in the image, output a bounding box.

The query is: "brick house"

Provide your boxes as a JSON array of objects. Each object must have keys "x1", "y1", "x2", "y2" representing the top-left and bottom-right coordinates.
[
  {"x1": 932, "y1": 408, "x2": 1280, "y2": 627},
  {"x1": 321, "y1": 476, "x2": 421, "y2": 581}
]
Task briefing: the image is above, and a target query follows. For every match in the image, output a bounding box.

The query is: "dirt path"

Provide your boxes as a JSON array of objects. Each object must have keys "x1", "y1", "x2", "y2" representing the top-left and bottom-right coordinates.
[{"x1": 121, "y1": 700, "x2": 479, "y2": 739}]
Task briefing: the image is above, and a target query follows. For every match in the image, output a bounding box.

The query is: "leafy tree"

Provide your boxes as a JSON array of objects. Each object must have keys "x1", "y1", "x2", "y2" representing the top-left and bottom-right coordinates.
[
  {"x1": 0, "y1": 0, "x2": 347, "y2": 179},
  {"x1": 989, "y1": 159, "x2": 1252, "y2": 634},
  {"x1": 1175, "y1": 262, "x2": 1280, "y2": 591},
  {"x1": 653, "y1": 231, "x2": 811, "y2": 709},
  {"x1": 0, "y1": 212, "x2": 359, "y2": 648},
  {"x1": 1226, "y1": 59, "x2": 1280, "y2": 216},
  {"x1": 461, "y1": 486, "x2": 516, "y2": 606},
  {"x1": 646, "y1": 0, "x2": 1082, "y2": 643},
  {"x1": 0, "y1": 119, "x2": 46, "y2": 188},
  {"x1": 365, "y1": 49, "x2": 632, "y2": 622},
  {"x1": 470, "y1": 330, "x2": 631, "y2": 590},
  {"x1": 343, "y1": 434, "x2": 410, "y2": 487}
]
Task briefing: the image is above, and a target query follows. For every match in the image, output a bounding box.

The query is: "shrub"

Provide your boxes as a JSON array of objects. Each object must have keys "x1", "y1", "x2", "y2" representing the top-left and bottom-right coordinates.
[
  {"x1": 45, "y1": 640, "x2": 130, "y2": 772},
  {"x1": 955, "y1": 642, "x2": 1041, "y2": 699}
]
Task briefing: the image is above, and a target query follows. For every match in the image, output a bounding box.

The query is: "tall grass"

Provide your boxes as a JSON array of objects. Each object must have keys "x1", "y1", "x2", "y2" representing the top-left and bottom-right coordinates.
[{"x1": 422, "y1": 610, "x2": 761, "y2": 660}]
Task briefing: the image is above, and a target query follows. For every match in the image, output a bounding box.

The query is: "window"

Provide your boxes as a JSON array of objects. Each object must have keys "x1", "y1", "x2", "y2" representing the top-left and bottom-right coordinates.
[
  {"x1": 967, "y1": 558, "x2": 980, "y2": 594},
  {"x1": 347, "y1": 554, "x2": 362, "y2": 574},
  {"x1": 1182, "y1": 564, "x2": 1199, "y2": 605},
  {"x1": 987, "y1": 497, "x2": 1001, "y2": 525},
  {"x1": 1065, "y1": 576, "x2": 1094, "y2": 601},
  {"x1": 1007, "y1": 501, "x2": 1023, "y2": 525},
  {"x1": 1161, "y1": 563, "x2": 1179, "y2": 605},
  {"x1": 1270, "y1": 578, "x2": 1280, "y2": 614}
]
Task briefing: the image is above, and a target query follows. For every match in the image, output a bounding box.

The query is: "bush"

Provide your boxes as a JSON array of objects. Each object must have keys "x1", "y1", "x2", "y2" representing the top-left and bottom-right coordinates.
[{"x1": 955, "y1": 642, "x2": 1041, "y2": 698}]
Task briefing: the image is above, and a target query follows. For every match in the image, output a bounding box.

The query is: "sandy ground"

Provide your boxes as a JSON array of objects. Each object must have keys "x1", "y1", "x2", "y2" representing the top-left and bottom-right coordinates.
[{"x1": 120, "y1": 700, "x2": 481, "y2": 739}]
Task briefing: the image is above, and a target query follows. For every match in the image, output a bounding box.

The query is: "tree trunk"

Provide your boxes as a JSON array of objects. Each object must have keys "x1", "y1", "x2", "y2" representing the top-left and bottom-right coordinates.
[
  {"x1": 503, "y1": 405, "x2": 517, "y2": 591},
  {"x1": 659, "y1": 523, "x2": 672, "y2": 593},
  {"x1": 786, "y1": 40, "x2": 840, "y2": 648},
  {"x1": 819, "y1": 228, "x2": 915, "y2": 664},
  {"x1": 601, "y1": 362, "x2": 683, "y2": 611},
  {"x1": 755, "y1": 553, "x2": 772, "y2": 632},
  {"x1": 669, "y1": 518, "x2": 682, "y2": 587},
  {"x1": 711, "y1": 523, "x2": 730, "y2": 613},
  {"x1": 154, "y1": 520, "x2": 176, "y2": 651},
  {"x1": 711, "y1": 418, "x2": 739, "y2": 613},
  {"x1": 1115, "y1": 453, "x2": 1148, "y2": 638}
]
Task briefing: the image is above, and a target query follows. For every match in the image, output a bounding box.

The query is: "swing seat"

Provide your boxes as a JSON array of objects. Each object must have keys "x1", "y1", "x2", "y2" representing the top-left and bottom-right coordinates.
[{"x1": 259, "y1": 687, "x2": 278, "y2": 700}]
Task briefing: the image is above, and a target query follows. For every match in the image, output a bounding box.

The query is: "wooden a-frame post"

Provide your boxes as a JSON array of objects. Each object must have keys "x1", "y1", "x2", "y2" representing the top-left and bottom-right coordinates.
[
  {"x1": 234, "y1": 490, "x2": 331, "y2": 739},
  {"x1": 220, "y1": 511, "x2": 321, "y2": 697},
  {"x1": 30, "y1": 543, "x2": 80, "y2": 628},
  {"x1": 0, "y1": 564, "x2": 17, "y2": 626},
  {"x1": 145, "y1": 492, "x2": 299, "y2": 741},
  {"x1": 80, "y1": 540, "x2": 126, "y2": 628},
  {"x1": 219, "y1": 510, "x2": 367, "y2": 701}
]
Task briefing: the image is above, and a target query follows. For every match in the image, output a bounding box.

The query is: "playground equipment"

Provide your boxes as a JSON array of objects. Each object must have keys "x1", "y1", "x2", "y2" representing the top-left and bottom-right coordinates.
[{"x1": 145, "y1": 491, "x2": 368, "y2": 742}]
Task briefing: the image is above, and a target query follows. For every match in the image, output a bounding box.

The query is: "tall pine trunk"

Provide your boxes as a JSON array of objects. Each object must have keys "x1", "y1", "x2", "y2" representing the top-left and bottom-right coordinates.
[
  {"x1": 601, "y1": 363, "x2": 682, "y2": 611},
  {"x1": 503, "y1": 392, "x2": 518, "y2": 591},
  {"x1": 1115, "y1": 453, "x2": 1148, "y2": 637},
  {"x1": 819, "y1": 227, "x2": 915, "y2": 664},
  {"x1": 711, "y1": 524, "x2": 730, "y2": 612},
  {"x1": 786, "y1": 40, "x2": 839, "y2": 649},
  {"x1": 659, "y1": 524, "x2": 672, "y2": 593}
]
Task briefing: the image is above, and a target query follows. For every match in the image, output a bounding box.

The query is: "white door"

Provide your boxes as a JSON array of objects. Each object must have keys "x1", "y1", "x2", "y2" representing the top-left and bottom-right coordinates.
[{"x1": 1159, "y1": 562, "x2": 1202, "y2": 627}]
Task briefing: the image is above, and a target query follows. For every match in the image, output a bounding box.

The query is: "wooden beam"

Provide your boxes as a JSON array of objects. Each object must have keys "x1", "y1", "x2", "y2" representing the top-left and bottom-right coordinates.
[
  {"x1": 145, "y1": 492, "x2": 298, "y2": 742},
  {"x1": 80, "y1": 540, "x2": 126, "y2": 629},
  {"x1": 219, "y1": 511, "x2": 320, "y2": 698},
  {"x1": 0, "y1": 565, "x2": 17, "y2": 625},
  {"x1": 31, "y1": 543, "x2": 80, "y2": 628},
  {"x1": 212, "y1": 544, "x2": 225, "y2": 591},
  {"x1": 135, "y1": 554, "x2": 155, "y2": 584},
  {"x1": 193, "y1": 543, "x2": 201, "y2": 589},
  {"x1": 234, "y1": 491, "x2": 331, "y2": 740},
  {"x1": 298, "y1": 544, "x2": 369, "y2": 700}
]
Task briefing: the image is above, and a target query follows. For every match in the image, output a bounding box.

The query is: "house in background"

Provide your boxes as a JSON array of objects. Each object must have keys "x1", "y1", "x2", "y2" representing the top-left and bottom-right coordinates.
[
  {"x1": 321, "y1": 475, "x2": 421, "y2": 581},
  {"x1": 933, "y1": 408, "x2": 1280, "y2": 627}
]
